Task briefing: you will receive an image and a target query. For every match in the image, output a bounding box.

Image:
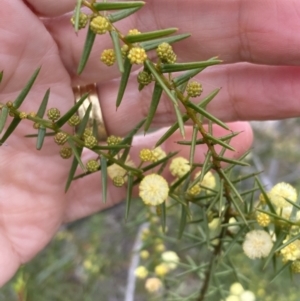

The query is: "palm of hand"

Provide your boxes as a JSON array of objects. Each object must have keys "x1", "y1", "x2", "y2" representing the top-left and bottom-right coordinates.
[
  {"x1": 0, "y1": 0, "x2": 257, "y2": 286},
  {"x1": 0, "y1": 1, "x2": 79, "y2": 285}
]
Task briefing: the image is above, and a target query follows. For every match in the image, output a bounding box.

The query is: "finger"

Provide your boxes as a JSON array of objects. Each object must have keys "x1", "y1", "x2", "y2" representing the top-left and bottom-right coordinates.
[
  {"x1": 44, "y1": 0, "x2": 300, "y2": 82},
  {"x1": 96, "y1": 63, "x2": 300, "y2": 136},
  {"x1": 64, "y1": 121, "x2": 253, "y2": 222},
  {"x1": 24, "y1": 0, "x2": 75, "y2": 17}
]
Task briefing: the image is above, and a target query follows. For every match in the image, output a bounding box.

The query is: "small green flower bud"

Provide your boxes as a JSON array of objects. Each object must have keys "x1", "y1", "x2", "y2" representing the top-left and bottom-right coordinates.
[
  {"x1": 100, "y1": 49, "x2": 116, "y2": 66},
  {"x1": 139, "y1": 149, "x2": 153, "y2": 162},
  {"x1": 113, "y1": 176, "x2": 125, "y2": 187},
  {"x1": 90, "y1": 16, "x2": 110, "y2": 34},
  {"x1": 19, "y1": 112, "x2": 27, "y2": 119},
  {"x1": 156, "y1": 42, "x2": 176, "y2": 64},
  {"x1": 128, "y1": 47, "x2": 147, "y2": 64},
  {"x1": 84, "y1": 135, "x2": 98, "y2": 148},
  {"x1": 137, "y1": 71, "x2": 152, "y2": 86},
  {"x1": 47, "y1": 108, "x2": 61, "y2": 121},
  {"x1": 83, "y1": 127, "x2": 93, "y2": 140},
  {"x1": 60, "y1": 146, "x2": 72, "y2": 159},
  {"x1": 107, "y1": 135, "x2": 122, "y2": 145},
  {"x1": 121, "y1": 45, "x2": 129, "y2": 59},
  {"x1": 86, "y1": 159, "x2": 100, "y2": 172},
  {"x1": 70, "y1": 12, "x2": 88, "y2": 29},
  {"x1": 29, "y1": 112, "x2": 36, "y2": 118},
  {"x1": 54, "y1": 132, "x2": 68, "y2": 145},
  {"x1": 68, "y1": 115, "x2": 81, "y2": 126},
  {"x1": 186, "y1": 81, "x2": 203, "y2": 98},
  {"x1": 33, "y1": 122, "x2": 40, "y2": 129},
  {"x1": 6, "y1": 101, "x2": 13, "y2": 108}
]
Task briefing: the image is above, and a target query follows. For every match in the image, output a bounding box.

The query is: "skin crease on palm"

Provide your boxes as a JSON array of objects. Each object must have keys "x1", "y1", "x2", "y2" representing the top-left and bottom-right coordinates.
[{"x1": 0, "y1": 0, "x2": 299, "y2": 286}]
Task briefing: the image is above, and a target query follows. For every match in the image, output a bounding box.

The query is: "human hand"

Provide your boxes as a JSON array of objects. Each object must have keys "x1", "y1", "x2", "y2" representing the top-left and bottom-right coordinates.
[{"x1": 1, "y1": 0, "x2": 297, "y2": 286}]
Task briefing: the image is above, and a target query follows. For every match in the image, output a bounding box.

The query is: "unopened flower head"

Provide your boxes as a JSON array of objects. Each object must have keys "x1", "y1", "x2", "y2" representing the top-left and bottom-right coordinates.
[
  {"x1": 268, "y1": 182, "x2": 297, "y2": 208},
  {"x1": 256, "y1": 212, "x2": 271, "y2": 227},
  {"x1": 188, "y1": 184, "x2": 201, "y2": 196},
  {"x1": 70, "y1": 12, "x2": 88, "y2": 29},
  {"x1": 121, "y1": 44, "x2": 129, "y2": 58},
  {"x1": 90, "y1": 16, "x2": 110, "y2": 34},
  {"x1": 139, "y1": 149, "x2": 154, "y2": 162},
  {"x1": 139, "y1": 174, "x2": 169, "y2": 206},
  {"x1": 243, "y1": 230, "x2": 273, "y2": 259},
  {"x1": 134, "y1": 266, "x2": 149, "y2": 279},
  {"x1": 156, "y1": 42, "x2": 176, "y2": 64},
  {"x1": 127, "y1": 47, "x2": 147, "y2": 64},
  {"x1": 59, "y1": 146, "x2": 72, "y2": 159},
  {"x1": 161, "y1": 251, "x2": 180, "y2": 270},
  {"x1": 107, "y1": 135, "x2": 122, "y2": 145},
  {"x1": 151, "y1": 146, "x2": 166, "y2": 162},
  {"x1": 112, "y1": 175, "x2": 125, "y2": 187},
  {"x1": 137, "y1": 71, "x2": 153, "y2": 86},
  {"x1": 100, "y1": 49, "x2": 116, "y2": 66},
  {"x1": 280, "y1": 239, "x2": 300, "y2": 261},
  {"x1": 84, "y1": 135, "x2": 98, "y2": 148},
  {"x1": 86, "y1": 159, "x2": 100, "y2": 172},
  {"x1": 186, "y1": 81, "x2": 203, "y2": 98},
  {"x1": 145, "y1": 277, "x2": 163, "y2": 293},
  {"x1": 128, "y1": 28, "x2": 141, "y2": 35},
  {"x1": 170, "y1": 157, "x2": 190, "y2": 178}
]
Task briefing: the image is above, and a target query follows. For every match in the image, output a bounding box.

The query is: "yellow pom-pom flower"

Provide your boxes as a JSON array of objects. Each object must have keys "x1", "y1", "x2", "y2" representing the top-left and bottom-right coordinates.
[
  {"x1": 145, "y1": 277, "x2": 163, "y2": 293},
  {"x1": 151, "y1": 146, "x2": 166, "y2": 162},
  {"x1": 268, "y1": 182, "x2": 297, "y2": 208},
  {"x1": 194, "y1": 170, "x2": 216, "y2": 194},
  {"x1": 242, "y1": 230, "x2": 273, "y2": 259},
  {"x1": 169, "y1": 157, "x2": 190, "y2": 178},
  {"x1": 139, "y1": 174, "x2": 169, "y2": 206},
  {"x1": 161, "y1": 251, "x2": 180, "y2": 270},
  {"x1": 281, "y1": 238, "x2": 300, "y2": 261},
  {"x1": 100, "y1": 49, "x2": 116, "y2": 66},
  {"x1": 256, "y1": 212, "x2": 271, "y2": 227},
  {"x1": 127, "y1": 47, "x2": 147, "y2": 64}
]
